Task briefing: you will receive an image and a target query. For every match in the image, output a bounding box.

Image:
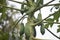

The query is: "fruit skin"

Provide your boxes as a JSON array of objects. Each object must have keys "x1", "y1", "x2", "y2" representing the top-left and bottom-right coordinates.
[
  {"x1": 32, "y1": 27, "x2": 36, "y2": 37},
  {"x1": 25, "y1": 22, "x2": 36, "y2": 40},
  {"x1": 20, "y1": 23, "x2": 24, "y2": 36},
  {"x1": 37, "y1": 13, "x2": 42, "y2": 26},
  {"x1": 40, "y1": 23, "x2": 45, "y2": 35}
]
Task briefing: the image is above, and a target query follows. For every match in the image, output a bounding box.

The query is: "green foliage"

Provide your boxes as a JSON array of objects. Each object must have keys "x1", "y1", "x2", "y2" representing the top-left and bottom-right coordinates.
[
  {"x1": 36, "y1": 0, "x2": 43, "y2": 6},
  {"x1": 44, "y1": 23, "x2": 49, "y2": 29},
  {"x1": 0, "y1": 0, "x2": 6, "y2": 4},
  {"x1": 57, "y1": 25, "x2": 60, "y2": 33},
  {"x1": 45, "y1": 18, "x2": 54, "y2": 28},
  {"x1": 53, "y1": 10, "x2": 60, "y2": 22},
  {"x1": 0, "y1": 0, "x2": 7, "y2": 20},
  {"x1": 0, "y1": 31, "x2": 9, "y2": 40}
]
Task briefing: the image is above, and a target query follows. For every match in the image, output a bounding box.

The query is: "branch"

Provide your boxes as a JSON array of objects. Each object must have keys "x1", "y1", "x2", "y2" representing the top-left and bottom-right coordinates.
[
  {"x1": 46, "y1": 3, "x2": 60, "y2": 6},
  {"x1": 33, "y1": 38, "x2": 50, "y2": 40},
  {"x1": 34, "y1": 13, "x2": 55, "y2": 26},
  {"x1": 0, "y1": 1, "x2": 59, "y2": 13},
  {"x1": 43, "y1": 22, "x2": 60, "y2": 24},
  {"x1": 46, "y1": 29, "x2": 60, "y2": 39},
  {"x1": 0, "y1": 4, "x2": 26, "y2": 12},
  {"x1": 12, "y1": 14, "x2": 26, "y2": 29},
  {"x1": 9, "y1": 0, "x2": 27, "y2": 5}
]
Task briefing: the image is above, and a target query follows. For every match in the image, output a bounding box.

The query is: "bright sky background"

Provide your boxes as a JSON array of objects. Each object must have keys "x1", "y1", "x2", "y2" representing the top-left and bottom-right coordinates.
[{"x1": 8, "y1": 0, "x2": 60, "y2": 40}]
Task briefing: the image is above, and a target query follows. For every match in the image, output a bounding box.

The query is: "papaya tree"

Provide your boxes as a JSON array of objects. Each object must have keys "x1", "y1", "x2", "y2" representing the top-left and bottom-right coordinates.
[{"x1": 0, "y1": 0, "x2": 60, "y2": 40}]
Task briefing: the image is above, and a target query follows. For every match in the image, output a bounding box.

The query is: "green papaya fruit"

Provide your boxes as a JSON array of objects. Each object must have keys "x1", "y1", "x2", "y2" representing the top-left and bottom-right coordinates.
[
  {"x1": 32, "y1": 27, "x2": 36, "y2": 37},
  {"x1": 40, "y1": 23, "x2": 45, "y2": 35},
  {"x1": 20, "y1": 23, "x2": 24, "y2": 36},
  {"x1": 25, "y1": 22, "x2": 35, "y2": 40},
  {"x1": 37, "y1": 13, "x2": 42, "y2": 26}
]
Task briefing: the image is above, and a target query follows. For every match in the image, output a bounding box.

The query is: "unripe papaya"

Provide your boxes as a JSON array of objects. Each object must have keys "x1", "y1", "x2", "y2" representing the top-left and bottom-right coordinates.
[
  {"x1": 40, "y1": 23, "x2": 45, "y2": 35},
  {"x1": 25, "y1": 22, "x2": 35, "y2": 40},
  {"x1": 37, "y1": 13, "x2": 45, "y2": 35},
  {"x1": 37, "y1": 13, "x2": 42, "y2": 26},
  {"x1": 20, "y1": 23, "x2": 24, "y2": 36},
  {"x1": 32, "y1": 27, "x2": 36, "y2": 37}
]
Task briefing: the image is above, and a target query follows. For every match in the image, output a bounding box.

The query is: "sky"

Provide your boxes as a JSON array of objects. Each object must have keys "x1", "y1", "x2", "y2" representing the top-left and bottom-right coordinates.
[{"x1": 8, "y1": 0, "x2": 60, "y2": 40}]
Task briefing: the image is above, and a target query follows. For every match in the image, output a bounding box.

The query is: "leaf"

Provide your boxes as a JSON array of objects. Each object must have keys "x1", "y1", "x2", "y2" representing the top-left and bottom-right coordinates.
[
  {"x1": 46, "y1": 18, "x2": 54, "y2": 22},
  {"x1": 57, "y1": 25, "x2": 60, "y2": 33},
  {"x1": 0, "y1": 0, "x2": 7, "y2": 20},
  {"x1": 57, "y1": 28, "x2": 60, "y2": 33},
  {"x1": 45, "y1": 18, "x2": 54, "y2": 27},
  {"x1": 58, "y1": 25, "x2": 60, "y2": 27},
  {"x1": 53, "y1": 10, "x2": 60, "y2": 22},
  {"x1": 2, "y1": 32, "x2": 9, "y2": 40},
  {"x1": 44, "y1": 24, "x2": 49, "y2": 29},
  {"x1": 36, "y1": 0, "x2": 43, "y2": 5},
  {"x1": 0, "y1": 0, "x2": 6, "y2": 4},
  {"x1": 40, "y1": 24, "x2": 45, "y2": 35}
]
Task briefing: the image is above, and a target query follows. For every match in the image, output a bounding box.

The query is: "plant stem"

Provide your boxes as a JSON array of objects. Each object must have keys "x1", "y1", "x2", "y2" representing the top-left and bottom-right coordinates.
[
  {"x1": 46, "y1": 29, "x2": 60, "y2": 39},
  {"x1": 36, "y1": 0, "x2": 55, "y2": 11},
  {"x1": 0, "y1": 4, "x2": 23, "y2": 11},
  {"x1": 43, "y1": 22, "x2": 60, "y2": 24},
  {"x1": 0, "y1": 2, "x2": 60, "y2": 13},
  {"x1": 9, "y1": 0, "x2": 27, "y2": 5},
  {"x1": 46, "y1": 3, "x2": 60, "y2": 6}
]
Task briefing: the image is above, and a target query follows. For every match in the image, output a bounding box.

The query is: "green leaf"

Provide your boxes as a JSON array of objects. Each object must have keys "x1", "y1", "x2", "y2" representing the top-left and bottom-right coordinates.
[
  {"x1": 40, "y1": 24, "x2": 45, "y2": 35},
  {"x1": 0, "y1": 32, "x2": 9, "y2": 40},
  {"x1": 58, "y1": 25, "x2": 60, "y2": 27},
  {"x1": 44, "y1": 24, "x2": 49, "y2": 29},
  {"x1": 57, "y1": 25, "x2": 60, "y2": 33},
  {"x1": 57, "y1": 28, "x2": 60, "y2": 33},
  {"x1": 53, "y1": 10, "x2": 60, "y2": 22},
  {"x1": 2, "y1": 32, "x2": 9, "y2": 40},
  {"x1": 36, "y1": 0, "x2": 43, "y2": 5},
  {"x1": 0, "y1": 0, "x2": 7, "y2": 20},
  {"x1": 0, "y1": 0, "x2": 6, "y2": 5},
  {"x1": 46, "y1": 18, "x2": 54, "y2": 22},
  {"x1": 45, "y1": 18, "x2": 54, "y2": 27}
]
